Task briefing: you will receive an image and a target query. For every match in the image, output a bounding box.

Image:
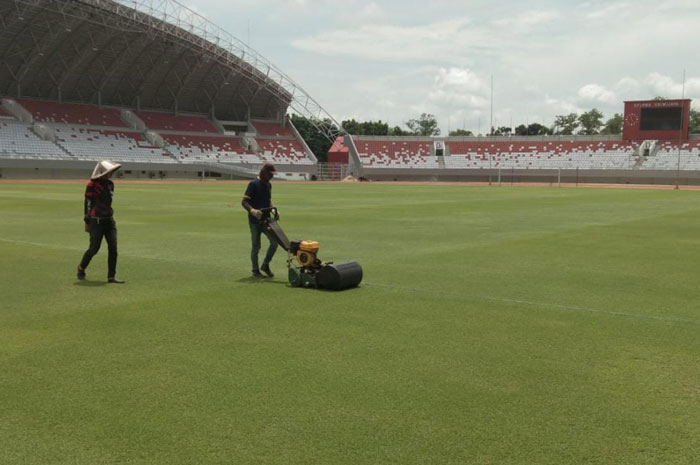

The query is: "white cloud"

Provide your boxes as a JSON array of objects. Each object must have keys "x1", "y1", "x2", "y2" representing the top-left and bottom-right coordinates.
[
  {"x1": 615, "y1": 77, "x2": 641, "y2": 96},
  {"x1": 428, "y1": 67, "x2": 489, "y2": 108},
  {"x1": 646, "y1": 73, "x2": 686, "y2": 98},
  {"x1": 577, "y1": 84, "x2": 618, "y2": 105},
  {"x1": 291, "y1": 18, "x2": 480, "y2": 63},
  {"x1": 189, "y1": 0, "x2": 700, "y2": 131},
  {"x1": 492, "y1": 10, "x2": 560, "y2": 31},
  {"x1": 545, "y1": 96, "x2": 582, "y2": 115},
  {"x1": 584, "y1": 2, "x2": 630, "y2": 20},
  {"x1": 357, "y1": 2, "x2": 384, "y2": 21}
]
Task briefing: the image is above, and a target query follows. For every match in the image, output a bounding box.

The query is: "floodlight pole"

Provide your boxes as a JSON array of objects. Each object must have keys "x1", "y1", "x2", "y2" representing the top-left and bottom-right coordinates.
[
  {"x1": 675, "y1": 69, "x2": 685, "y2": 190},
  {"x1": 489, "y1": 75, "x2": 493, "y2": 185}
]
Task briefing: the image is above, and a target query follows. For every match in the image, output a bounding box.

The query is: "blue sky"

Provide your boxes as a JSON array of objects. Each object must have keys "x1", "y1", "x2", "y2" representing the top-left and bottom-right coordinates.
[{"x1": 184, "y1": 0, "x2": 700, "y2": 134}]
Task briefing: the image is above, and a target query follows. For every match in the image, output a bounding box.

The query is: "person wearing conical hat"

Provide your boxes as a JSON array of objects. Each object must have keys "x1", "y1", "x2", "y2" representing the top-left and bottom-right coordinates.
[{"x1": 77, "y1": 160, "x2": 125, "y2": 283}]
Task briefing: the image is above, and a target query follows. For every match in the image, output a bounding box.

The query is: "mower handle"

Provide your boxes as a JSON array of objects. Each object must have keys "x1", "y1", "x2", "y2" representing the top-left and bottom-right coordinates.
[{"x1": 260, "y1": 207, "x2": 279, "y2": 221}]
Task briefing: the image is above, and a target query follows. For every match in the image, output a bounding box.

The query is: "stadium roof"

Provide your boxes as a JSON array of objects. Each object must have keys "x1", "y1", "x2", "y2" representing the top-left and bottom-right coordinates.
[{"x1": 0, "y1": 0, "x2": 342, "y2": 137}]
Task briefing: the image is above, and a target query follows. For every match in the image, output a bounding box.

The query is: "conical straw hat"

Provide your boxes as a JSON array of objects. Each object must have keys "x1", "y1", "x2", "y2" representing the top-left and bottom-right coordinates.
[{"x1": 91, "y1": 160, "x2": 122, "y2": 179}]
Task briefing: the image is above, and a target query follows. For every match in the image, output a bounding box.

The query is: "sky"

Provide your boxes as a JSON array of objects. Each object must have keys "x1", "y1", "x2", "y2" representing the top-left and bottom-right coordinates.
[{"x1": 181, "y1": 0, "x2": 700, "y2": 134}]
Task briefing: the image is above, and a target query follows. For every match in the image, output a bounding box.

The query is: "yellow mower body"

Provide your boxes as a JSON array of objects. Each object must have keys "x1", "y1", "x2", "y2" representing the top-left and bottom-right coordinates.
[{"x1": 296, "y1": 240, "x2": 320, "y2": 266}]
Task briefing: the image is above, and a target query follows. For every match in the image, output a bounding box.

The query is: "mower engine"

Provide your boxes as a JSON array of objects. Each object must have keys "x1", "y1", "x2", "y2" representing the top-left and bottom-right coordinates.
[{"x1": 261, "y1": 208, "x2": 363, "y2": 290}]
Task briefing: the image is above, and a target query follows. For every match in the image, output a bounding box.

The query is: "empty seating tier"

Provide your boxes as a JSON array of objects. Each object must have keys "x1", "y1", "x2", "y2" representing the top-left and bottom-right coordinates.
[
  {"x1": 163, "y1": 135, "x2": 260, "y2": 163},
  {"x1": 17, "y1": 99, "x2": 127, "y2": 127},
  {"x1": 355, "y1": 139, "x2": 437, "y2": 168},
  {"x1": 443, "y1": 140, "x2": 638, "y2": 170},
  {"x1": 252, "y1": 120, "x2": 295, "y2": 137},
  {"x1": 136, "y1": 111, "x2": 218, "y2": 133},
  {"x1": 0, "y1": 121, "x2": 67, "y2": 158},
  {"x1": 54, "y1": 127, "x2": 171, "y2": 162},
  {"x1": 642, "y1": 140, "x2": 700, "y2": 170},
  {"x1": 257, "y1": 139, "x2": 313, "y2": 165}
]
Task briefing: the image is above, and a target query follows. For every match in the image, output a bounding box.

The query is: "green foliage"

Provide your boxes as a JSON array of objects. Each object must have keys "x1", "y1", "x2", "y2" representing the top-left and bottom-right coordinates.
[
  {"x1": 492, "y1": 126, "x2": 512, "y2": 136},
  {"x1": 289, "y1": 114, "x2": 336, "y2": 162},
  {"x1": 689, "y1": 108, "x2": 700, "y2": 134},
  {"x1": 406, "y1": 113, "x2": 440, "y2": 136},
  {"x1": 515, "y1": 123, "x2": 552, "y2": 136},
  {"x1": 449, "y1": 129, "x2": 474, "y2": 136},
  {"x1": 601, "y1": 113, "x2": 623, "y2": 135},
  {"x1": 341, "y1": 119, "x2": 389, "y2": 136},
  {"x1": 388, "y1": 125, "x2": 410, "y2": 136},
  {"x1": 554, "y1": 113, "x2": 579, "y2": 135},
  {"x1": 578, "y1": 108, "x2": 604, "y2": 135}
]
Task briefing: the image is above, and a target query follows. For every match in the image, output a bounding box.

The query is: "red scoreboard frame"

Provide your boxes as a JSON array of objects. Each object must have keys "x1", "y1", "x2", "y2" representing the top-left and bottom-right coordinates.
[{"x1": 623, "y1": 99, "x2": 691, "y2": 141}]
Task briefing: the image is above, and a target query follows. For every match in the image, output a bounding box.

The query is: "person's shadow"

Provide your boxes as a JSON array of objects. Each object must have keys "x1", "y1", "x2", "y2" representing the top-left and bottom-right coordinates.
[
  {"x1": 235, "y1": 276, "x2": 288, "y2": 286},
  {"x1": 73, "y1": 280, "x2": 107, "y2": 287}
]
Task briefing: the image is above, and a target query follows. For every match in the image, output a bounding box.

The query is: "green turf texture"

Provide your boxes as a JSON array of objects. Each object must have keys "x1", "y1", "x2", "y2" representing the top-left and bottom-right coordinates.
[{"x1": 1, "y1": 181, "x2": 699, "y2": 464}]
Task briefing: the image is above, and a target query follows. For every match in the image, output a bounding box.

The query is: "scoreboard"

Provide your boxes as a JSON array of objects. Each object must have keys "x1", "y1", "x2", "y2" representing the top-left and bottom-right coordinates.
[{"x1": 623, "y1": 99, "x2": 690, "y2": 141}]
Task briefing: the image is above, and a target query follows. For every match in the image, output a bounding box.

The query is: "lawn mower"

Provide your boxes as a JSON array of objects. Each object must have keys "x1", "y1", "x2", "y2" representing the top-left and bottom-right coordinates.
[{"x1": 260, "y1": 207, "x2": 362, "y2": 290}]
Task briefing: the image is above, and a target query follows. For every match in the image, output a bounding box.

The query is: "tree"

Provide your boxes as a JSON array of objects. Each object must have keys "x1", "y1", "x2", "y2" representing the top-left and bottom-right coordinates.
[
  {"x1": 529, "y1": 123, "x2": 552, "y2": 135},
  {"x1": 449, "y1": 129, "x2": 473, "y2": 136},
  {"x1": 492, "y1": 126, "x2": 512, "y2": 136},
  {"x1": 689, "y1": 108, "x2": 700, "y2": 134},
  {"x1": 388, "y1": 125, "x2": 410, "y2": 136},
  {"x1": 341, "y1": 119, "x2": 362, "y2": 135},
  {"x1": 406, "y1": 113, "x2": 440, "y2": 136},
  {"x1": 514, "y1": 124, "x2": 528, "y2": 136},
  {"x1": 341, "y1": 119, "x2": 389, "y2": 136},
  {"x1": 514, "y1": 123, "x2": 550, "y2": 136},
  {"x1": 600, "y1": 113, "x2": 623, "y2": 135},
  {"x1": 554, "y1": 113, "x2": 579, "y2": 135},
  {"x1": 289, "y1": 114, "x2": 336, "y2": 162},
  {"x1": 578, "y1": 108, "x2": 604, "y2": 135}
]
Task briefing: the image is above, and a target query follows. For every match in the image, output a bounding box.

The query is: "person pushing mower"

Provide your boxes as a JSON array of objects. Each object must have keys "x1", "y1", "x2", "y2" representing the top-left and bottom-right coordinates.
[{"x1": 241, "y1": 163, "x2": 278, "y2": 278}]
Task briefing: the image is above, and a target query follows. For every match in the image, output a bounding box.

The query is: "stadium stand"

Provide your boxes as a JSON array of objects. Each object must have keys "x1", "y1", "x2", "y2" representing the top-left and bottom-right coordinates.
[
  {"x1": 54, "y1": 127, "x2": 172, "y2": 162},
  {"x1": 641, "y1": 140, "x2": 700, "y2": 170},
  {"x1": 444, "y1": 140, "x2": 637, "y2": 170},
  {"x1": 252, "y1": 120, "x2": 296, "y2": 137},
  {"x1": 0, "y1": 107, "x2": 12, "y2": 118},
  {"x1": 352, "y1": 137, "x2": 640, "y2": 170},
  {"x1": 16, "y1": 99, "x2": 127, "y2": 127},
  {"x1": 136, "y1": 110, "x2": 218, "y2": 133},
  {"x1": 162, "y1": 135, "x2": 260, "y2": 163},
  {"x1": 0, "y1": 121, "x2": 68, "y2": 158},
  {"x1": 258, "y1": 138, "x2": 314, "y2": 165},
  {"x1": 355, "y1": 139, "x2": 438, "y2": 168}
]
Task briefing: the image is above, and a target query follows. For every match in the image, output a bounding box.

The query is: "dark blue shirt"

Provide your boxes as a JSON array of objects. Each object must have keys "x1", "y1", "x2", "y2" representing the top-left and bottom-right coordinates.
[{"x1": 243, "y1": 178, "x2": 272, "y2": 223}]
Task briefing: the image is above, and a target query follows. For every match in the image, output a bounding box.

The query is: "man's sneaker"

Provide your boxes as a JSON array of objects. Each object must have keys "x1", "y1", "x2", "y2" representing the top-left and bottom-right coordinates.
[
  {"x1": 252, "y1": 270, "x2": 265, "y2": 278},
  {"x1": 261, "y1": 264, "x2": 274, "y2": 278},
  {"x1": 77, "y1": 266, "x2": 86, "y2": 280},
  {"x1": 108, "y1": 277, "x2": 125, "y2": 284}
]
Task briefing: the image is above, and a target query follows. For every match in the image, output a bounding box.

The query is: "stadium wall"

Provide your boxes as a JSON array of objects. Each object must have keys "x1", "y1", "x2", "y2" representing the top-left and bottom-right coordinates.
[
  {"x1": 358, "y1": 167, "x2": 700, "y2": 186},
  {"x1": 0, "y1": 159, "x2": 314, "y2": 180}
]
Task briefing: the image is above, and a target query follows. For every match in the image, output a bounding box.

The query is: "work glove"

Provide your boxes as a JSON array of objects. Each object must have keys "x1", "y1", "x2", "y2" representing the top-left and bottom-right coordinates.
[{"x1": 250, "y1": 208, "x2": 263, "y2": 219}]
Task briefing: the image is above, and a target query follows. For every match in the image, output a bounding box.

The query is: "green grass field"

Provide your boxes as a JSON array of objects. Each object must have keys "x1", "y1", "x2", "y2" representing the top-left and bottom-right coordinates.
[{"x1": 1, "y1": 181, "x2": 699, "y2": 464}]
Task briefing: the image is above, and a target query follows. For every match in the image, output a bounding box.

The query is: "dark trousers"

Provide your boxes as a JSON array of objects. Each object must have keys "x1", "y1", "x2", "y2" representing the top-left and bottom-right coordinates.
[
  {"x1": 79, "y1": 218, "x2": 118, "y2": 278},
  {"x1": 249, "y1": 221, "x2": 278, "y2": 272}
]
